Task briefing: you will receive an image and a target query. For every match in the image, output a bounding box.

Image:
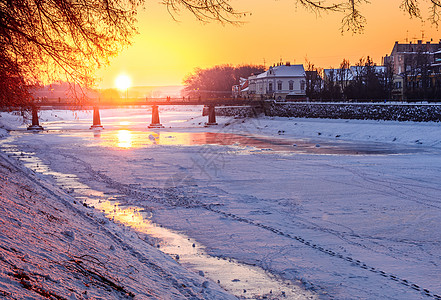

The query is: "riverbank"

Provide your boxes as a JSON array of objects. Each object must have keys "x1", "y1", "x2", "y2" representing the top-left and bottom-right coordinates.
[
  {"x1": 212, "y1": 101, "x2": 441, "y2": 122},
  {"x1": 0, "y1": 140, "x2": 235, "y2": 299}
]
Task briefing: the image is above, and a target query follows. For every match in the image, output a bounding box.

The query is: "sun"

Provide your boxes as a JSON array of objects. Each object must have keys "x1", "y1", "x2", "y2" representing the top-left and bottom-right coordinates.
[{"x1": 115, "y1": 74, "x2": 132, "y2": 91}]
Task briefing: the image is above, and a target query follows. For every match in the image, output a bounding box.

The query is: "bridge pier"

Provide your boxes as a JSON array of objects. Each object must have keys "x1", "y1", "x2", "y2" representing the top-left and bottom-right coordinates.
[
  {"x1": 27, "y1": 105, "x2": 44, "y2": 131},
  {"x1": 148, "y1": 105, "x2": 164, "y2": 128},
  {"x1": 90, "y1": 105, "x2": 104, "y2": 130},
  {"x1": 205, "y1": 105, "x2": 218, "y2": 126}
]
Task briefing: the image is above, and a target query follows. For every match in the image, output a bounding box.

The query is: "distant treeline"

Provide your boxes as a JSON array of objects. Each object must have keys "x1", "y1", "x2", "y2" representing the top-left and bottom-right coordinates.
[
  {"x1": 183, "y1": 64, "x2": 265, "y2": 98},
  {"x1": 305, "y1": 57, "x2": 395, "y2": 102}
]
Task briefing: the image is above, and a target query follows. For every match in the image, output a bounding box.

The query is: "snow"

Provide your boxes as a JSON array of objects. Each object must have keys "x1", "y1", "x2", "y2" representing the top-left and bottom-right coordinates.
[
  {"x1": 1, "y1": 107, "x2": 441, "y2": 299},
  {"x1": 256, "y1": 65, "x2": 305, "y2": 78}
]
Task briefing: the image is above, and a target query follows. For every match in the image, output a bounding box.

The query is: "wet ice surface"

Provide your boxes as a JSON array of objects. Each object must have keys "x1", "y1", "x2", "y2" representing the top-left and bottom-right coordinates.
[
  {"x1": 14, "y1": 129, "x2": 425, "y2": 156},
  {"x1": 2, "y1": 108, "x2": 441, "y2": 299}
]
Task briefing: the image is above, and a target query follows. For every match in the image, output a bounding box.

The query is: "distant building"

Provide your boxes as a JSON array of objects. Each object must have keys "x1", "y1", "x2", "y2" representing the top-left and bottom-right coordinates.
[
  {"x1": 383, "y1": 40, "x2": 441, "y2": 75},
  {"x1": 245, "y1": 62, "x2": 307, "y2": 101},
  {"x1": 232, "y1": 77, "x2": 249, "y2": 98},
  {"x1": 391, "y1": 74, "x2": 405, "y2": 100},
  {"x1": 383, "y1": 40, "x2": 441, "y2": 100}
]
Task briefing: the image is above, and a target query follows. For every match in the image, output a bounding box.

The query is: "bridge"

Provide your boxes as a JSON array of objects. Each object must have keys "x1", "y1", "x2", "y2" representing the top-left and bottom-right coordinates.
[{"x1": 28, "y1": 97, "x2": 260, "y2": 131}]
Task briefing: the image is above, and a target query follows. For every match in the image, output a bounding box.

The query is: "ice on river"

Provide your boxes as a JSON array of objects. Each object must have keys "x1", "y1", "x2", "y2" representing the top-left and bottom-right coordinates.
[{"x1": 1, "y1": 107, "x2": 441, "y2": 299}]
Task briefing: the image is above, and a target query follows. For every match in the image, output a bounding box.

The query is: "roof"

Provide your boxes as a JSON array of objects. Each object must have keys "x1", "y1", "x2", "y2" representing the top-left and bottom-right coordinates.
[
  {"x1": 391, "y1": 41, "x2": 441, "y2": 55},
  {"x1": 255, "y1": 64, "x2": 305, "y2": 79}
]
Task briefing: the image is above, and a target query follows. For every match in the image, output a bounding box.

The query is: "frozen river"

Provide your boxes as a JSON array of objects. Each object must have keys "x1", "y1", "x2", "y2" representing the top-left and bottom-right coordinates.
[{"x1": 1, "y1": 107, "x2": 441, "y2": 299}]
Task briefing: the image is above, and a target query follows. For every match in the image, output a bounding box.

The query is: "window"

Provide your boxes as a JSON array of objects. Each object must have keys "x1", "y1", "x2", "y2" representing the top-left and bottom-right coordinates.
[
  {"x1": 289, "y1": 81, "x2": 294, "y2": 91},
  {"x1": 268, "y1": 82, "x2": 273, "y2": 92},
  {"x1": 277, "y1": 81, "x2": 282, "y2": 91},
  {"x1": 300, "y1": 80, "x2": 306, "y2": 91}
]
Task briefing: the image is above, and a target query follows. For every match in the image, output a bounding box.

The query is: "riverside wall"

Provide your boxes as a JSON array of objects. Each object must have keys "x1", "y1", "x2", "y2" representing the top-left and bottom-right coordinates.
[
  {"x1": 262, "y1": 101, "x2": 441, "y2": 122},
  {"x1": 203, "y1": 105, "x2": 263, "y2": 118},
  {"x1": 211, "y1": 102, "x2": 441, "y2": 122}
]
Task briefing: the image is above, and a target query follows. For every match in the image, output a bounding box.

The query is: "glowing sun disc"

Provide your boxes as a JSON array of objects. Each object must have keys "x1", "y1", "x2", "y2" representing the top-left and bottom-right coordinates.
[{"x1": 115, "y1": 74, "x2": 131, "y2": 91}]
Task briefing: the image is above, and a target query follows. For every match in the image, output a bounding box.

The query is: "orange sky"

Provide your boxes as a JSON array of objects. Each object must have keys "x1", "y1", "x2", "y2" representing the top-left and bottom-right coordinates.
[{"x1": 96, "y1": 0, "x2": 441, "y2": 89}]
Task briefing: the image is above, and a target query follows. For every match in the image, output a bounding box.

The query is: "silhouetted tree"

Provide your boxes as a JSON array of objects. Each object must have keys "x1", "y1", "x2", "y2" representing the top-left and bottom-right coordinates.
[
  {"x1": 292, "y1": 0, "x2": 441, "y2": 33},
  {"x1": 0, "y1": 0, "x2": 245, "y2": 109},
  {"x1": 183, "y1": 64, "x2": 265, "y2": 98},
  {"x1": 337, "y1": 59, "x2": 351, "y2": 95},
  {"x1": 344, "y1": 56, "x2": 387, "y2": 101},
  {"x1": 305, "y1": 60, "x2": 323, "y2": 100},
  {"x1": 322, "y1": 68, "x2": 343, "y2": 100},
  {"x1": 382, "y1": 59, "x2": 395, "y2": 100},
  {"x1": 0, "y1": 52, "x2": 31, "y2": 109},
  {"x1": 0, "y1": 0, "x2": 144, "y2": 109},
  {"x1": 405, "y1": 49, "x2": 433, "y2": 100}
]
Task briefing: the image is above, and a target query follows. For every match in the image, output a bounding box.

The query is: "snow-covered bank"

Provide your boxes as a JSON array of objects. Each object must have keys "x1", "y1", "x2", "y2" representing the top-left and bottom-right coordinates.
[
  {"x1": 217, "y1": 115, "x2": 441, "y2": 149},
  {"x1": 0, "y1": 136, "x2": 236, "y2": 298},
  {"x1": 1, "y1": 108, "x2": 441, "y2": 299}
]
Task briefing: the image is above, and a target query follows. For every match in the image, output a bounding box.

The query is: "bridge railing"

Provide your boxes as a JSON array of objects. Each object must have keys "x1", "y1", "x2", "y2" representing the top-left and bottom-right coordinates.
[{"x1": 36, "y1": 96, "x2": 259, "y2": 107}]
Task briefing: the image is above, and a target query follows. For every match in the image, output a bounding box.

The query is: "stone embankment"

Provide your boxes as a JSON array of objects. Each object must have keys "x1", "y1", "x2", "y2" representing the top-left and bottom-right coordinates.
[
  {"x1": 203, "y1": 105, "x2": 262, "y2": 118},
  {"x1": 212, "y1": 101, "x2": 441, "y2": 122}
]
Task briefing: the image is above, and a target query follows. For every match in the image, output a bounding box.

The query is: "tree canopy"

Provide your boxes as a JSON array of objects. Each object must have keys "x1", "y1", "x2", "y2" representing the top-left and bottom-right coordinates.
[
  {"x1": 0, "y1": 0, "x2": 143, "y2": 108},
  {"x1": 0, "y1": 0, "x2": 247, "y2": 108},
  {"x1": 293, "y1": 0, "x2": 441, "y2": 33},
  {"x1": 183, "y1": 64, "x2": 265, "y2": 98}
]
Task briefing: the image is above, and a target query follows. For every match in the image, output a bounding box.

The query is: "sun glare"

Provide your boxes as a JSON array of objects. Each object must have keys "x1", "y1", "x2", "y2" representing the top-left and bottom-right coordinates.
[
  {"x1": 117, "y1": 130, "x2": 132, "y2": 148},
  {"x1": 115, "y1": 74, "x2": 132, "y2": 91}
]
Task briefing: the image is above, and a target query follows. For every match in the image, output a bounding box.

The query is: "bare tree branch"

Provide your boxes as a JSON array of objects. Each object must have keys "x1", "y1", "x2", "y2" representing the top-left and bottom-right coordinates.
[{"x1": 0, "y1": 0, "x2": 142, "y2": 107}]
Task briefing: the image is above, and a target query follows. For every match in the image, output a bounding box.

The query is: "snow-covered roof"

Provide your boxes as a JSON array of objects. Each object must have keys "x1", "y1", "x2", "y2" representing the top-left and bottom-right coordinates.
[
  {"x1": 324, "y1": 65, "x2": 386, "y2": 82},
  {"x1": 324, "y1": 68, "x2": 354, "y2": 81},
  {"x1": 255, "y1": 64, "x2": 305, "y2": 79},
  {"x1": 350, "y1": 66, "x2": 386, "y2": 74}
]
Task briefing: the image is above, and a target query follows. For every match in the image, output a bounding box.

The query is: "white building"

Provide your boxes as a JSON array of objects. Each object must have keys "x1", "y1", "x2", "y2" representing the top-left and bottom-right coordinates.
[
  {"x1": 247, "y1": 63, "x2": 307, "y2": 101},
  {"x1": 232, "y1": 77, "x2": 249, "y2": 98}
]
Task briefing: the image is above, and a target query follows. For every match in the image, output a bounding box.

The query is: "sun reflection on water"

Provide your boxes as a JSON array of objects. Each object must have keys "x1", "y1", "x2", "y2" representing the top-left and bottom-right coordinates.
[
  {"x1": 98, "y1": 201, "x2": 152, "y2": 232},
  {"x1": 117, "y1": 130, "x2": 132, "y2": 148}
]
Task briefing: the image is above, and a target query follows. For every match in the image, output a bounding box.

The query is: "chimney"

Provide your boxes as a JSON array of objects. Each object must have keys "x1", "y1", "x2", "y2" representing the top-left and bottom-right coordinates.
[
  {"x1": 286, "y1": 61, "x2": 290, "y2": 66},
  {"x1": 418, "y1": 40, "x2": 422, "y2": 44}
]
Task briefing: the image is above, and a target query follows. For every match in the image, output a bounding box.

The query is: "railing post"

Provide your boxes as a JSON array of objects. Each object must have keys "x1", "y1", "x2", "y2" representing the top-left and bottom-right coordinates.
[
  {"x1": 90, "y1": 105, "x2": 104, "y2": 130},
  {"x1": 205, "y1": 104, "x2": 218, "y2": 126},
  {"x1": 148, "y1": 105, "x2": 164, "y2": 128},
  {"x1": 27, "y1": 103, "x2": 44, "y2": 131}
]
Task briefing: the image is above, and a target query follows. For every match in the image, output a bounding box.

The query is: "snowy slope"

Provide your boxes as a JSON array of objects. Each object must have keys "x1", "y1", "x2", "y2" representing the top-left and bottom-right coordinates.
[{"x1": 0, "y1": 127, "x2": 237, "y2": 298}]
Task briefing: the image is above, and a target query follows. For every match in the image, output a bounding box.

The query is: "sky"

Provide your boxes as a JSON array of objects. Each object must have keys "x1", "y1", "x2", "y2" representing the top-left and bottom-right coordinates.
[{"x1": 96, "y1": 0, "x2": 441, "y2": 89}]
